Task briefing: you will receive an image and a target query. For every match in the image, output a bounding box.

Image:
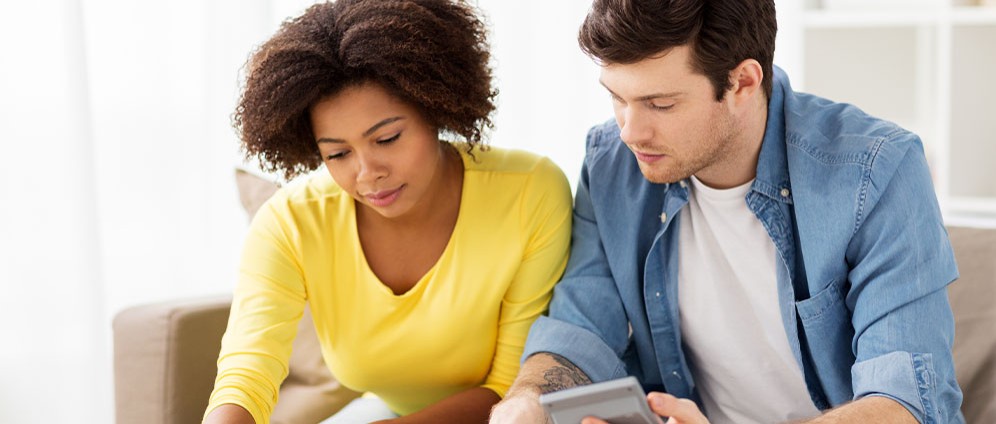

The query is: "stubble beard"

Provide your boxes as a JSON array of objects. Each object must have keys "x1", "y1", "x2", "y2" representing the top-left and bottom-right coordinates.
[
  {"x1": 637, "y1": 112, "x2": 739, "y2": 185},
  {"x1": 637, "y1": 137, "x2": 732, "y2": 184}
]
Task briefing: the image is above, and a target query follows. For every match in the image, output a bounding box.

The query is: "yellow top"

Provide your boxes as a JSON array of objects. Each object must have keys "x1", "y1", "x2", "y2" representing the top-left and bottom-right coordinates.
[{"x1": 206, "y1": 146, "x2": 572, "y2": 423}]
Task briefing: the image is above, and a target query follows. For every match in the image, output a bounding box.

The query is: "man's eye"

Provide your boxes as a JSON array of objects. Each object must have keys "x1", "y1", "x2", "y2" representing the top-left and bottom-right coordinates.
[{"x1": 651, "y1": 104, "x2": 674, "y2": 111}]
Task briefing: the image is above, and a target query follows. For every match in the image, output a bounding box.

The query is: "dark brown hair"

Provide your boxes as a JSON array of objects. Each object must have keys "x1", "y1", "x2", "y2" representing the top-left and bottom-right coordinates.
[
  {"x1": 578, "y1": 0, "x2": 776, "y2": 101},
  {"x1": 235, "y1": 0, "x2": 496, "y2": 180}
]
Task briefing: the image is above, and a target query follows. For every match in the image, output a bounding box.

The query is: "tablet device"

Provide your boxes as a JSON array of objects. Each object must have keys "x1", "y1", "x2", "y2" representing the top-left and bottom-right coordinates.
[{"x1": 539, "y1": 376, "x2": 659, "y2": 424}]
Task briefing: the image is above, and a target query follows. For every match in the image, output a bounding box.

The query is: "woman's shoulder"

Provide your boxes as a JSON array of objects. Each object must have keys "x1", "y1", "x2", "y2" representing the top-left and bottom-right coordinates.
[
  {"x1": 460, "y1": 145, "x2": 572, "y2": 218},
  {"x1": 462, "y1": 144, "x2": 566, "y2": 183},
  {"x1": 262, "y1": 170, "x2": 350, "y2": 217}
]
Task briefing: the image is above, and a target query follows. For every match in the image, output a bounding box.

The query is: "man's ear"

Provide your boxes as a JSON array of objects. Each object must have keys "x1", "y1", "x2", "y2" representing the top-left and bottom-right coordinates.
[{"x1": 727, "y1": 59, "x2": 764, "y2": 106}]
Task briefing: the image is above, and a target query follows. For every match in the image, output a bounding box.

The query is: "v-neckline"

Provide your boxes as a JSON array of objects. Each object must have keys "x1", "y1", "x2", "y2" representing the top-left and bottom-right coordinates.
[{"x1": 349, "y1": 147, "x2": 469, "y2": 298}]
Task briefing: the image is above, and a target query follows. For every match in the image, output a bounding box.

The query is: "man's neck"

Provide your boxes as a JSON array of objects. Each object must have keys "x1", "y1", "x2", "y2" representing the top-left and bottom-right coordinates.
[
  {"x1": 694, "y1": 96, "x2": 769, "y2": 190},
  {"x1": 738, "y1": 96, "x2": 769, "y2": 182}
]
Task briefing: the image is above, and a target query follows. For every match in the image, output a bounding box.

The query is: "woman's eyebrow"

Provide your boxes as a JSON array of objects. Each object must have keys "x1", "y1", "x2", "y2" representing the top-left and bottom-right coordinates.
[{"x1": 317, "y1": 116, "x2": 406, "y2": 144}]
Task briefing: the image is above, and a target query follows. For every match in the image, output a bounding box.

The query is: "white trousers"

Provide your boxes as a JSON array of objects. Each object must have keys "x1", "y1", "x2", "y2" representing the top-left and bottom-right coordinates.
[{"x1": 321, "y1": 396, "x2": 400, "y2": 423}]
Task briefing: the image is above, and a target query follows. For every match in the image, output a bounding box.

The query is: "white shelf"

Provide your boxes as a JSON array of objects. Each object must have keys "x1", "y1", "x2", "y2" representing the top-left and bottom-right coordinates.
[
  {"x1": 803, "y1": 11, "x2": 937, "y2": 27},
  {"x1": 951, "y1": 6, "x2": 996, "y2": 24},
  {"x1": 944, "y1": 206, "x2": 996, "y2": 228},
  {"x1": 783, "y1": 0, "x2": 996, "y2": 217},
  {"x1": 947, "y1": 197, "x2": 996, "y2": 214},
  {"x1": 803, "y1": 7, "x2": 996, "y2": 27}
]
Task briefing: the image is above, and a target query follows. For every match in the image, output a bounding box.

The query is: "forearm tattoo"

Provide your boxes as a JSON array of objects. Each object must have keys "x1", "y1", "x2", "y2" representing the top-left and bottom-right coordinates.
[{"x1": 539, "y1": 353, "x2": 592, "y2": 393}]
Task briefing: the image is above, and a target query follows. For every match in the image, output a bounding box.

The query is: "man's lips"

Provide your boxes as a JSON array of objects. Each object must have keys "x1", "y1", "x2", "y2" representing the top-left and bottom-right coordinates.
[
  {"x1": 363, "y1": 185, "x2": 404, "y2": 207},
  {"x1": 633, "y1": 151, "x2": 667, "y2": 164}
]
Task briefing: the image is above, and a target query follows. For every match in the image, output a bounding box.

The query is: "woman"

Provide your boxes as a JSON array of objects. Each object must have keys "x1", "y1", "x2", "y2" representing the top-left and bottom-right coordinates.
[{"x1": 203, "y1": 1, "x2": 572, "y2": 423}]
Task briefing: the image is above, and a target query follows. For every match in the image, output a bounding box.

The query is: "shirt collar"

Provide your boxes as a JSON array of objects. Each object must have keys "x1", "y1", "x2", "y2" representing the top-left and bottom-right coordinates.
[{"x1": 751, "y1": 65, "x2": 793, "y2": 204}]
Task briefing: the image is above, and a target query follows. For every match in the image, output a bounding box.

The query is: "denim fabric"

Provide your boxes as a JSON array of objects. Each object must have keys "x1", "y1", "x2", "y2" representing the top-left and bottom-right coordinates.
[{"x1": 524, "y1": 67, "x2": 963, "y2": 423}]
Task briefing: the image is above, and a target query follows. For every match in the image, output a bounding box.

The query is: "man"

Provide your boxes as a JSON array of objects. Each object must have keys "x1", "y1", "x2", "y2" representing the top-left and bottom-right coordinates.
[{"x1": 490, "y1": 0, "x2": 963, "y2": 423}]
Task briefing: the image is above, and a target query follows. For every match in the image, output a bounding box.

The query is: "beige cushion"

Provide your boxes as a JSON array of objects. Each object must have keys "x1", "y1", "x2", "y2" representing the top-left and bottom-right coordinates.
[
  {"x1": 235, "y1": 168, "x2": 281, "y2": 218},
  {"x1": 236, "y1": 169, "x2": 361, "y2": 423},
  {"x1": 946, "y1": 226, "x2": 996, "y2": 424}
]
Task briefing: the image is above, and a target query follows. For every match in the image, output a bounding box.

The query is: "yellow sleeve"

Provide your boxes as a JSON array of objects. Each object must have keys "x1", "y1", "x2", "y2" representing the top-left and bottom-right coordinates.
[
  {"x1": 481, "y1": 157, "x2": 573, "y2": 396},
  {"x1": 204, "y1": 194, "x2": 308, "y2": 424}
]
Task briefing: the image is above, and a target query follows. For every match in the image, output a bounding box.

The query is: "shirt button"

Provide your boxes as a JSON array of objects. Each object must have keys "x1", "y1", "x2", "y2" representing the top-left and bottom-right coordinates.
[
  {"x1": 780, "y1": 188, "x2": 790, "y2": 197},
  {"x1": 655, "y1": 292, "x2": 661, "y2": 297},
  {"x1": 660, "y1": 213, "x2": 667, "y2": 222},
  {"x1": 672, "y1": 371, "x2": 682, "y2": 380},
  {"x1": 679, "y1": 180, "x2": 687, "y2": 188}
]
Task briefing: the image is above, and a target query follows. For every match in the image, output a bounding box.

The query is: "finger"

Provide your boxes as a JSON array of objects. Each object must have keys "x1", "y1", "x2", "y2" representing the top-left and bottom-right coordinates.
[
  {"x1": 581, "y1": 417, "x2": 609, "y2": 424},
  {"x1": 647, "y1": 392, "x2": 706, "y2": 423}
]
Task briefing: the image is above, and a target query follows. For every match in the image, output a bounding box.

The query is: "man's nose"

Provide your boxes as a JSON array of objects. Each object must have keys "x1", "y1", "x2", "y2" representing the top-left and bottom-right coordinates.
[{"x1": 618, "y1": 108, "x2": 653, "y2": 145}]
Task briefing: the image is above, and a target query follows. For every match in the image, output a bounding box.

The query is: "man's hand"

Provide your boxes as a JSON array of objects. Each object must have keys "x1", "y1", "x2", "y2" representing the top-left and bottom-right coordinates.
[
  {"x1": 580, "y1": 392, "x2": 707, "y2": 424},
  {"x1": 489, "y1": 391, "x2": 549, "y2": 424}
]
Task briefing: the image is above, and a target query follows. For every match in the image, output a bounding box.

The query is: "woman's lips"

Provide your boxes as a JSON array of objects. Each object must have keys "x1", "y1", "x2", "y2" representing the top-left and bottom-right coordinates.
[{"x1": 364, "y1": 185, "x2": 404, "y2": 207}]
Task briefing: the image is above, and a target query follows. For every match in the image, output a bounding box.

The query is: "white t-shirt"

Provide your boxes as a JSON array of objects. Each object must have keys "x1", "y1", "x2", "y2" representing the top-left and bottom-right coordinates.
[{"x1": 677, "y1": 176, "x2": 820, "y2": 424}]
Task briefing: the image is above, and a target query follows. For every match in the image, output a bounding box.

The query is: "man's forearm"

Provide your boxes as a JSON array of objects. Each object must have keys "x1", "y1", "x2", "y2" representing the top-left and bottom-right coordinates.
[
  {"x1": 506, "y1": 352, "x2": 593, "y2": 398},
  {"x1": 490, "y1": 352, "x2": 593, "y2": 423},
  {"x1": 539, "y1": 352, "x2": 594, "y2": 393},
  {"x1": 801, "y1": 396, "x2": 917, "y2": 424}
]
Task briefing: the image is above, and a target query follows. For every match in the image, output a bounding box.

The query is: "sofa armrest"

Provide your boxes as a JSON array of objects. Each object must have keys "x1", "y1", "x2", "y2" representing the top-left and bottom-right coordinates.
[
  {"x1": 946, "y1": 226, "x2": 996, "y2": 424},
  {"x1": 113, "y1": 295, "x2": 232, "y2": 424}
]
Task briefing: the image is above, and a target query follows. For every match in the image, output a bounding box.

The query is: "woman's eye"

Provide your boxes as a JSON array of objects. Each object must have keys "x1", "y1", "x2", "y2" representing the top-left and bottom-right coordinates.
[
  {"x1": 326, "y1": 151, "x2": 348, "y2": 161},
  {"x1": 378, "y1": 133, "x2": 401, "y2": 144}
]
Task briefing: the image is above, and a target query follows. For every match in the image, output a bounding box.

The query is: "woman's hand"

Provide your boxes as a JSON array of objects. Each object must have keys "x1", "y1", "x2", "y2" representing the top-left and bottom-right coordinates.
[{"x1": 202, "y1": 404, "x2": 256, "y2": 424}]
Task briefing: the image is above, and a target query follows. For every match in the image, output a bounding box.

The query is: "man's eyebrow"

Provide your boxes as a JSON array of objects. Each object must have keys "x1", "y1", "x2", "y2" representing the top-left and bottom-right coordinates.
[
  {"x1": 316, "y1": 116, "x2": 405, "y2": 144},
  {"x1": 598, "y1": 80, "x2": 683, "y2": 102}
]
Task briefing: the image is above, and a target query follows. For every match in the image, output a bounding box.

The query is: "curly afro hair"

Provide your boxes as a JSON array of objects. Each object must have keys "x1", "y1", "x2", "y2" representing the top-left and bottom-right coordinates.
[{"x1": 234, "y1": 0, "x2": 497, "y2": 180}]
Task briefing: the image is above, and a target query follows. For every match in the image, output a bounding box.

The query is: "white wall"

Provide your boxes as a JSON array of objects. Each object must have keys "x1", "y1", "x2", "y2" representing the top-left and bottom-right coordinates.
[{"x1": 483, "y1": 1, "x2": 608, "y2": 186}]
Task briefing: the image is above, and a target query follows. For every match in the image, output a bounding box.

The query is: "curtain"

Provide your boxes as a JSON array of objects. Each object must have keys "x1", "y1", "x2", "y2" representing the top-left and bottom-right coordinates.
[{"x1": 0, "y1": 0, "x2": 315, "y2": 421}]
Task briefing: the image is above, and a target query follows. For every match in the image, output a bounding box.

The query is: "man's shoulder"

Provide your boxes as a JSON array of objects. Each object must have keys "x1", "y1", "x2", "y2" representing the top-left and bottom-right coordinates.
[
  {"x1": 583, "y1": 119, "x2": 631, "y2": 166},
  {"x1": 783, "y1": 91, "x2": 920, "y2": 168},
  {"x1": 781, "y1": 91, "x2": 932, "y2": 230},
  {"x1": 578, "y1": 119, "x2": 667, "y2": 225}
]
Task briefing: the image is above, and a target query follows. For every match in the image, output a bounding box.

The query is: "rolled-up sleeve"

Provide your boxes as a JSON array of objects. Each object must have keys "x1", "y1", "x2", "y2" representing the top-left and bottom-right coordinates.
[
  {"x1": 522, "y1": 146, "x2": 631, "y2": 383},
  {"x1": 845, "y1": 135, "x2": 962, "y2": 423}
]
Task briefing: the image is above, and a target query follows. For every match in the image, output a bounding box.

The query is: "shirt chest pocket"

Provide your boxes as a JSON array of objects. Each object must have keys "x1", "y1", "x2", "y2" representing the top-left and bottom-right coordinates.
[{"x1": 795, "y1": 277, "x2": 856, "y2": 405}]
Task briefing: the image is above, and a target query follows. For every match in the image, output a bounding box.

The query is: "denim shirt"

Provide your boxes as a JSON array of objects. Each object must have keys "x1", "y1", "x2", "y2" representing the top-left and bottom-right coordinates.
[{"x1": 523, "y1": 67, "x2": 963, "y2": 423}]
